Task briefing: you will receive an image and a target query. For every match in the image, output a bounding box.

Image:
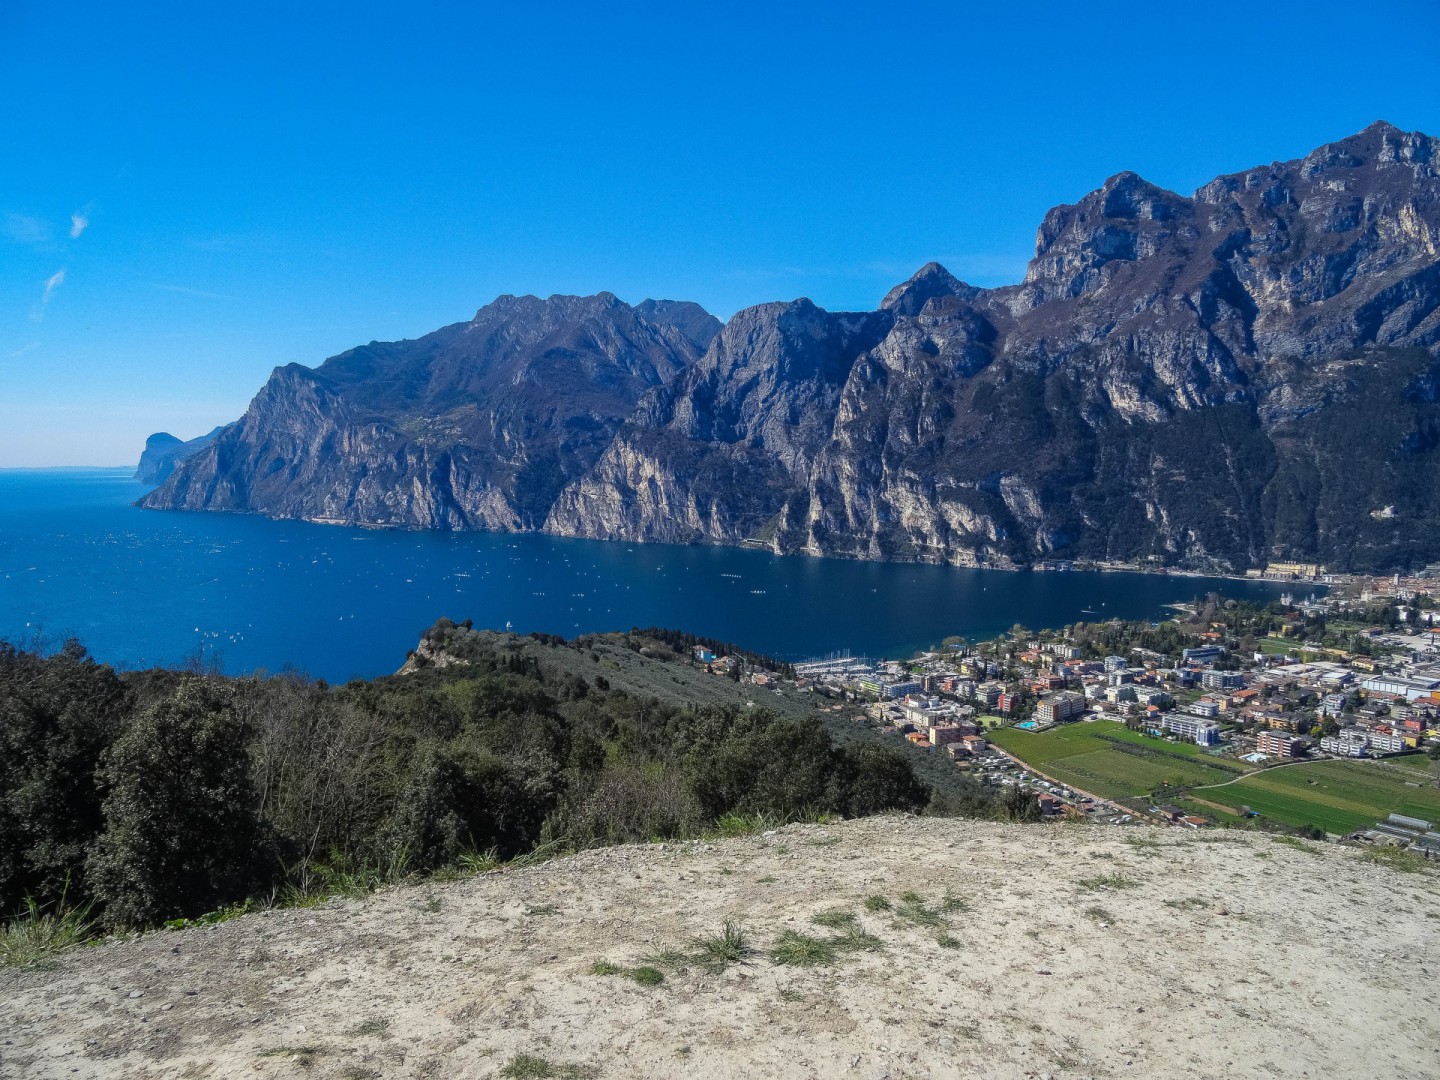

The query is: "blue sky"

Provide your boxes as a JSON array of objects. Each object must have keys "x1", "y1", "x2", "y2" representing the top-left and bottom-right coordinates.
[{"x1": 3, "y1": 0, "x2": 1438, "y2": 466}]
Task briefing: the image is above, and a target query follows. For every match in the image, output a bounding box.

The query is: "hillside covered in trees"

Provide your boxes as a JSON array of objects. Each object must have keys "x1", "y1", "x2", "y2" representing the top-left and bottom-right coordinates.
[{"x1": 0, "y1": 625, "x2": 1021, "y2": 933}]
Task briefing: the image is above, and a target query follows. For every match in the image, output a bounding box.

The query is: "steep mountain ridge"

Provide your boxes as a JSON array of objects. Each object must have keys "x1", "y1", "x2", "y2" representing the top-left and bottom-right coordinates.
[
  {"x1": 141, "y1": 295, "x2": 720, "y2": 529},
  {"x1": 549, "y1": 121, "x2": 1440, "y2": 572},
  {"x1": 144, "y1": 122, "x2": 1440, "y2": 572},
  {"x1": 545, "y1": 300, "x2": 895, "y2": 545}
]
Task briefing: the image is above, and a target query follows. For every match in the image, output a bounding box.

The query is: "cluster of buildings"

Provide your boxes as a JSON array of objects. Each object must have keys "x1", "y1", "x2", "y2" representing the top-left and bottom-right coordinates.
[
  {"x1": 793, "y1": 614, "x2": 1440, "y2": 846},
  {"x1": 798, "y1": 634, "x2": 1440, "y2": 767},
  {"x1": 796, "y1": 655, "x2": 1003, "y2": 763},
  {"x1": 691, "y1": 645, "x2": 741, "y2": 675},
  {"x1": 1246, "y1": 561, "x2": 1333, "y2": 582}
]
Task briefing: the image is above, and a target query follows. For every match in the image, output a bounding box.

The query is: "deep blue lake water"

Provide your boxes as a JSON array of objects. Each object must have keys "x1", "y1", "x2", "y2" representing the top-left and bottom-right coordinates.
[{"x1": 0, "y1": 469, "x2": 1298, "y2": 682}]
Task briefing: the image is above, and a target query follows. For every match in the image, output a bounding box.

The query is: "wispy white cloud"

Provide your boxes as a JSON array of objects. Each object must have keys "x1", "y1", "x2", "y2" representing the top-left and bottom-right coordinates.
[
  {"x1": 31, "y1": 268, "x2": 66, "y2": 321},
  {"x1": 69, "y1": 206, "x2": 91, "y2": 238},
  {"x1": 8, "y1": 341, "x2": 41, "y2": 360},
  {"x1": 42, "y1": 268, "x2": 65, "y2": 301},
  {"x1": 4, "y1": 212, "x2": 52, "y2": 246}
]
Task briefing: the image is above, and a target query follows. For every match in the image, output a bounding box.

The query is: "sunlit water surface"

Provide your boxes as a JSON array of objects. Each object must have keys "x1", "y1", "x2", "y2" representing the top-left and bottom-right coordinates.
[{"x1": 0, "y1": 469, "x2": 1298, "y2": 681}]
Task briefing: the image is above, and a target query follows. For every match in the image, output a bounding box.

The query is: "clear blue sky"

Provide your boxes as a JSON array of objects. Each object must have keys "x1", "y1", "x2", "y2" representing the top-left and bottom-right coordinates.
[{"x1": 3, "y1": 0, "x2": 1438, "y2": 466}]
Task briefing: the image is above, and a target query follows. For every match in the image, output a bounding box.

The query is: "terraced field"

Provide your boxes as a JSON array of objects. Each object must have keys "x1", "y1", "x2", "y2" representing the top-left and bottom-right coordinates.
[
  {"x1": 1197, "y1": 758, "x2": 1440, "y2": 835},
  {"x1": 989, "y1": 720, "x2": 1245, "y2": 800}
]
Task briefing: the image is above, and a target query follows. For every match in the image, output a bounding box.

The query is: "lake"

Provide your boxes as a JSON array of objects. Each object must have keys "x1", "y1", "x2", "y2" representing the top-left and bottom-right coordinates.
[{"x1": 0, "y1": 469, "x2": 1301, "y2": 682}]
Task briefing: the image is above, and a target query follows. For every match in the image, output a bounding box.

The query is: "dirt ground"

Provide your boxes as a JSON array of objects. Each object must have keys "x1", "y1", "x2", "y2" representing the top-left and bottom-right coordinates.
[{"x1": 4, "y1": 817, "x2": 1437, "y2": 1080}]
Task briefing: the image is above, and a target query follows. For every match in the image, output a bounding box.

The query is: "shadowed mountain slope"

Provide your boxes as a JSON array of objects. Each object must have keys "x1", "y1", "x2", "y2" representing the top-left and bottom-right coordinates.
[{"x1": 134, "y1": 428, "x2": 221, "y2": 486}]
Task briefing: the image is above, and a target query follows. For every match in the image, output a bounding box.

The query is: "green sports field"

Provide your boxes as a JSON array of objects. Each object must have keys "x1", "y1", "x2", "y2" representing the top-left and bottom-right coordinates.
[
  {"x1": 988, "y1": 720, "x2": 1130, "y2": 764},
  {"x1": 1196, "y1": 759, "x2": 1440, "y2": 835},
  {"x1": 1101, "y1": 725, "x2": 1220, "y2": 759},
  {"x1": 988, "y1": 720, "x2": 1245, "y2": 800}
]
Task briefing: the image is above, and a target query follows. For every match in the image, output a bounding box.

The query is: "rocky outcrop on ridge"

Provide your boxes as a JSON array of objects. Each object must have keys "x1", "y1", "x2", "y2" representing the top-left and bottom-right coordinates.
[{"x1": 134, "y1": 428, "x2": 220, "y2": 486}]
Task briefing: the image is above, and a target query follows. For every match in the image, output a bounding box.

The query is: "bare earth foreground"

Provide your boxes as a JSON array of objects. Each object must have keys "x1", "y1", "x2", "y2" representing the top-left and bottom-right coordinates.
[{"x1": 4, "y1": 818, "x2": 1438, "y2": 1080}]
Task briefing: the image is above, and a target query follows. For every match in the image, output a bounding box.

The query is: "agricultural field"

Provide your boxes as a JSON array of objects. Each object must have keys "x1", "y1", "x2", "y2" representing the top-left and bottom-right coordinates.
[
  {"x1": 1197, "y1": 759, "x2": 1440, "y2": 835},
  {"x1": 1172, "y1": 796, "x2": 1246, "y2": 824},
  {"x1": 1103, "y1": 725, "x2": 1224, "y2": 759},
  {"x1": 1041, "y1": 751, "x2": 1241, "y2": 801},
  {"x1": 989, "y1": 720, "x2": 1245, "y2": 800},
  {"x1": 1390, "y1": 753, "x2": 1437, "y2": 775}
]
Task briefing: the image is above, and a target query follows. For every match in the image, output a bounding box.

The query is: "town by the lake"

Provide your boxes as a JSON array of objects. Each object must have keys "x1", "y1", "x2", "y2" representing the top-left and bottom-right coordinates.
[{"x1": 680, "y1": 560, "x2": 1440, "y2": 860}]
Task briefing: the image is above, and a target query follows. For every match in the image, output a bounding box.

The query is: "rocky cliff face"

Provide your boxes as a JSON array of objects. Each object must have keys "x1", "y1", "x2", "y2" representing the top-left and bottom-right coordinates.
[
  {"x1": 544, "y1": 299, "x2": 894, "y2": 545},
  {"x1": 140, "y1": 294, "x2": 720, "y2": 529},
  {"x1": 146, "y1": 123, "x2": 1440, "y2": 572},
  {"x1": 549, "y1": 122, "x2": 1440, "y2": 573},
  {"x1": 134, "y1": 428, "x2": 220, "y2": 485}
]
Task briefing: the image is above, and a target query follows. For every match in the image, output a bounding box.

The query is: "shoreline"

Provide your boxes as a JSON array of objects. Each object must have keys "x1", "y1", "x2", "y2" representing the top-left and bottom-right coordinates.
[{"x1": 0, "y1": 467, "x2": 1356, "y2": 588}]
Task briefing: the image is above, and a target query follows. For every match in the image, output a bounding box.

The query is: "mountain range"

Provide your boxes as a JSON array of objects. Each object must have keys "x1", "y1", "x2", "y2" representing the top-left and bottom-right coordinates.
[{"x1": 141, "y1": 122, "x2": 1440, "y2": 573}]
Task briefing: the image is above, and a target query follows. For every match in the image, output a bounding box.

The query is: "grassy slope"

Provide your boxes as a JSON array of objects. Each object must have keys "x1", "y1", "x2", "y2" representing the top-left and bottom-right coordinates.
[
  {"x1": 1199, "y1": 759, "x2": 1440, "y2": 834},
  {"x1": 495, "y1": 632, "x2": 980, "y2": 799},
  {"x1": 1391, "y1": 753, "x2": 1437, "y2": 774}
]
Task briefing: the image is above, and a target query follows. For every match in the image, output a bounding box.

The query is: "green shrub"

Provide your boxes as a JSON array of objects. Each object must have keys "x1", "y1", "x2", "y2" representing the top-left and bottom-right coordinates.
[
  {"x1": 691, "y1": 920, "x2": 753, "y2": 971},
  {"x1": 87, "y1": 680, "x2": 270, "y2": 928},
  {"x1": 0, "y1": 640, "x2": 128, "y2": 913}
]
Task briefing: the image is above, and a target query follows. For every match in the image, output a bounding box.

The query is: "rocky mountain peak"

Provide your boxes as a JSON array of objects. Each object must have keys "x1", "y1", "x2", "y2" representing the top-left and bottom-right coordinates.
[
  {"x1": 458, "y1": 291, "x2": 720, "y2": 363},
  {"x1": 881, "y1": 262, "x2": 971, "y2": 317},
  {"x1": 1020, "y1": 171, "x2": 1194, "y2": 306},
  {"x1": 135, "y1": 428, "x2": 222, "y2": 486},
  {"x1": 1196, "y1": 121, "x2": 1439, "y2": 207},
  {"x1": 470, "y1": 290, "x2": 616, "y2": 328},
  {"x1": 1093, "y1": 171, "x2": 1189, "y2": 221},
  {"x1": 697, "y1": 298, "x2": 889, "y2": 387},
  {"x1": 634, "y1": 298, "x2": 723, "y2": 352},
  {"x1": 1334, "y1": 120, "x2": 1436, "y2": 169}
]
